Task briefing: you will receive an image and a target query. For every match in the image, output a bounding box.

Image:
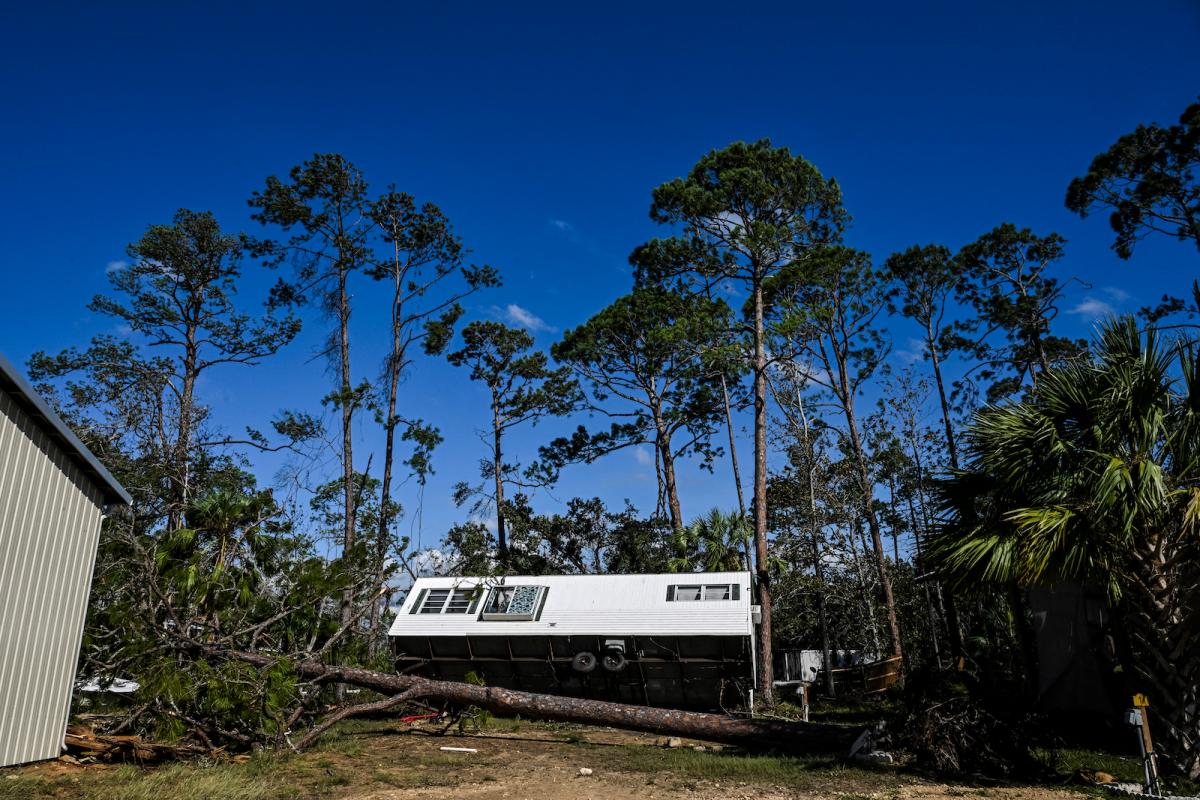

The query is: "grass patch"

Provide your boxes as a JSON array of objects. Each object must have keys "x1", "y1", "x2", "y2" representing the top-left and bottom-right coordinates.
[
  {"x1": 1048, "y1": 747, "x2": 1200, "y2": 797},
  {"x1": 1048, "y1": 748, "x2": 1144, "y2": 784},
  {"x1": 590, "y1": 744, "x2": 896, "y2": 790},
  {"x1": 0, "y1": 762, "x2": 277, "y2": 800}
]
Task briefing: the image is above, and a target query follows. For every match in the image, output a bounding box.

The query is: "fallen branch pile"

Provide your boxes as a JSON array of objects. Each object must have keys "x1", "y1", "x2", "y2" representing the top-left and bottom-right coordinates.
[{"x1": 64, "y1": 726, "x2": 218, "y2": 764}]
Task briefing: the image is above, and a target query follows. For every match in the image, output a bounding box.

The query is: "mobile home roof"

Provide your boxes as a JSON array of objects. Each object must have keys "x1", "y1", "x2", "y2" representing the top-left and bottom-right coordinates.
[{"x1": 388, "y1": 571, "x2": 753, "y2": 638}]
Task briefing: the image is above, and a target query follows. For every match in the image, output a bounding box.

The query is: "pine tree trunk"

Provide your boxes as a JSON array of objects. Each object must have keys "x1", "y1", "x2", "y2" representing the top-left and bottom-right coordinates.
[
  {"x1": 492, "y1": 392, "x2": 507, "y2": 564},
  {"x1": 653, "y1": 406, "x2": 684, "y2": 532},
  {"x1": 370, "y1": 271, "x2": 405, "y2": 650},
  {"x1": 752, "y1": 282, "x2": 774, "y2": 704},
  {"x1": 721, "y1": 374, "x2": 747, "y2": 516},
  {"x1": 797, "y1": 388, "x2": 835, "y2": 695},
  {"x1": 227, "y1": 651, "x2": 862, "y2": 754},
  {"x1": 840, "y1": 369, "x2": 903, "y2": 661},
  {"x1": 338, "y1": 268, "x2": 357, "y2": 634}
]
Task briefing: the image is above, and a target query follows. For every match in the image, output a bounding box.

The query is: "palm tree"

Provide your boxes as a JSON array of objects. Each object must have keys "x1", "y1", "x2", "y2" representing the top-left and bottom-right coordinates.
[
  {"x1": 670, "y1": 508, "x2": 752, "y2": 573},
  {"x1": 929, "y1": 317, "x2": 1199, "y2": 778}
]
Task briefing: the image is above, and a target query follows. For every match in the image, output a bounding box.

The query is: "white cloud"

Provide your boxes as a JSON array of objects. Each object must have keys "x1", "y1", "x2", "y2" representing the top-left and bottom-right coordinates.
[
  {"x1": 549, "y1": 219, "x2": 575, "y2": 234},
  {"x1": 1069, "y1": 297, "x2": 1117, "y2": 318},
  {"x1": 503, "y1": 303, "x2": 554, "y2": 332},
  {"x1": 105, "y1": 260, "x2": 128, "y2": 274},
  {"x1": 1101, "y1": 286, "x2": 1131, "y2": 303},
  {"x1": 409, "y1": 547, "x2": 453, "y2": 577},
  {"x1": 633, "y1": 447, "x2": 654, "y2": 466},
  {"x1": 896, "y1": 337, "x2": 928, "y2": 364}
]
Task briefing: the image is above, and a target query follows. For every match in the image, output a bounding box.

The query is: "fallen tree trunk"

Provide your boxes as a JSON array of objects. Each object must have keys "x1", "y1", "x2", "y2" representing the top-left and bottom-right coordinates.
[{"x1": 227, "y1": 650, "x2": 862, "y2": 755}]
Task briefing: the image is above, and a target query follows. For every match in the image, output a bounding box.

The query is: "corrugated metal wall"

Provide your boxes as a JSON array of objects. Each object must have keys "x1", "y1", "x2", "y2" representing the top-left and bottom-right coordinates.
[{"x1": 0, "y1": 388, "x2": 105, "y2": 768}]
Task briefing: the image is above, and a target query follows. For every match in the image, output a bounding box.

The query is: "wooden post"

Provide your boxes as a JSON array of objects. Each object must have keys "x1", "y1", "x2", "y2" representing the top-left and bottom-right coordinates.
[{"x1": 1131, "y1": 693, "x2": 1161, "y2": 795}]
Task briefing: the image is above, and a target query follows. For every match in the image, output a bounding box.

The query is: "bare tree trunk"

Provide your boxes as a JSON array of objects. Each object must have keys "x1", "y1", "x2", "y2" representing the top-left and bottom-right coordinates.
[
  {"x1": 796, "y1": 389, "x2": 834, "y2": 696},
  {"x1": 925, "y1": 336, "x2": 966, "y2": 661},
  {"x1": 721, "y1": 374, "x2": 747, "y2": 516},
  {"x1": 903, "y1": 491, "x2": 942, "y2": 669},
  {"x1": 752, "y1": 283, "x2": 774, "y2": 704},
  {"x1": 887, "y1": 476, "x2": 901, "y2": 565},
  {"x1": 370, "y1": 268, "x2": 405, "y2": 650},
  {"x1": 491, "y1": 392, "x2": 508, "y2": 564},
  {"x1": 840, "y1": 372, "x2": 903, "y2": 661},
  {"x1": 927, "y1": 331, "x2": 959, "y2": 471},
  {"x1": 847, "y1": 518, "x2": 882, "y2": 656},
  {"x1": 653, "y1": 407, "x2": 684, "y2": 531},
  {"x1": 721, "y1": 374, "x2": 751, "y2": 571},
  {"x1": 227, "y1": 651, "x2": 860, "y2": 754},
  {"x1": 338, "y1": 269, "x2": 357, "y2": 637},
  {"x1": 171, "y1": 338, "x2": 198, "y2": 534}
]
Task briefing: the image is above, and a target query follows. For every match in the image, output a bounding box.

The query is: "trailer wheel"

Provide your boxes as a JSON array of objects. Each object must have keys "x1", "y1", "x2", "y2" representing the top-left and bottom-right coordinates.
[
  {"x1": 601, "y1": 649, "x2": 627, "y2": 672},
  {"x1": 572, "y1": 651, "x2": 598, "y2": 673}
]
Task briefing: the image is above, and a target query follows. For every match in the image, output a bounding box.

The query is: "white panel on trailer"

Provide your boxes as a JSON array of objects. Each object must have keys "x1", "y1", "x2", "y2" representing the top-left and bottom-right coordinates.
[{"x1": 389, "y1": 571, "x2": 753, "y2": 637}]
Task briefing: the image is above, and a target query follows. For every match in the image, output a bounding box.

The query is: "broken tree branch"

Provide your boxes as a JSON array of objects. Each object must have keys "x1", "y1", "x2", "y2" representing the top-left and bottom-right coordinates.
[{"x1": 293, "y1": 690, "x2": 418, "y2": 751}]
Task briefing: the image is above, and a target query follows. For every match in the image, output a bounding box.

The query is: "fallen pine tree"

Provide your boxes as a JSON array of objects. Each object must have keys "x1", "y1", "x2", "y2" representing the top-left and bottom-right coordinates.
[{"x1": 227, "y1": 650, "x2": 865, "y2": 754}]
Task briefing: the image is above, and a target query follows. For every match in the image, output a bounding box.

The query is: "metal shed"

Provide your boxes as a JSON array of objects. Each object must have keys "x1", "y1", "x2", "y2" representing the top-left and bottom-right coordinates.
[
  {"x1": 0, "y1": 352, "x2": 130, "y2": 768},
  {"x1": 388, "y1": 571, "x2": 755, "y2": 710}
]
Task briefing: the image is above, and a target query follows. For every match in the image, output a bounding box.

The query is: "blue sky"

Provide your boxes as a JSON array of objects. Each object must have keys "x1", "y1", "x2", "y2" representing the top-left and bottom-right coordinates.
[{"x1": 1, "y1": 1, "x2": 1197, "y2": 554}]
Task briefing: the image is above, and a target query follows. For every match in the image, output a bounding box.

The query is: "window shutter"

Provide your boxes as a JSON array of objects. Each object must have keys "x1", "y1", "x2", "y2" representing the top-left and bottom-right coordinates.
[
  {"x1": 467, "y1": 587, "x2": 482, "y2": 614},
  {"x1": 732, "y1": 584, "x2": 740, "y2": 601},
  {"x1": 666, "y1": 585, "x2": 675, "y2": 601},
  {"x1": 409, "y1": 589, "x2": 427, "y2": 614}
]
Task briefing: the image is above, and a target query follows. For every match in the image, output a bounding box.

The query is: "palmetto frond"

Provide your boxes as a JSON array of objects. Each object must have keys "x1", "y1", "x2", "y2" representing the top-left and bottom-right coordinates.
[
  {"x1": 930, "y1": 316, "x2": 1194, "y2": 598},
  {"x1": 928, "y1": 315, "x2": 1200, "y2": 776}
]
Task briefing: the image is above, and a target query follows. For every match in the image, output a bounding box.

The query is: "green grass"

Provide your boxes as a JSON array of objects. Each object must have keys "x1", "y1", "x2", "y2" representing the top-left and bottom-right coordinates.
[
  {"x1": 589, "y1": 743, "x2": 898, "y2": 790},
  {"x1": 0, "y1": 763, "x2": 277, "y2": 800},
  {"x1": 10, "y1": 716, "x2": 1180, "y2": 800},
  {"x1": 1047, "y1": 747, "x2": 1144, "y2": 783},
  {"x1": 1048, "y1": 747, "x2": 1200, "y2": 797}
]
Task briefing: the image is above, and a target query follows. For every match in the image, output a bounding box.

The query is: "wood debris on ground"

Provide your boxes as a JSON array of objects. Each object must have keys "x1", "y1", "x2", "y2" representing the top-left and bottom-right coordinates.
[{"x1": 63, "y1": 725, "x2": 216, "y2": 764}]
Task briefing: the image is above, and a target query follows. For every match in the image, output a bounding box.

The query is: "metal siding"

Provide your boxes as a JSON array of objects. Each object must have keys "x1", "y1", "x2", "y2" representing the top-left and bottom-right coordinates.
[
  {"x1": 389, "y1": 572, "x2": 754, "y2": 639},
  {"x1": 0, "y1": 389, "x2": 105, "y2": 767}
]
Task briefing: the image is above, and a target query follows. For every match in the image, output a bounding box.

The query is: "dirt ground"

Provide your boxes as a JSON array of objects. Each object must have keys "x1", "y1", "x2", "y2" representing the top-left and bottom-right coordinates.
[{"x1": 3, "y1": 718, "x2": 1101, "y2": 800}]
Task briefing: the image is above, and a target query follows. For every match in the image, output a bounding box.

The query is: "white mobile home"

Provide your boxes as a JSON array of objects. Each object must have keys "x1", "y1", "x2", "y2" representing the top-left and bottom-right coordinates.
[
  {"x1": 388, "y1": 571, "x2": 755, "y2": 710},
  {"x1": 0, "y1": 352, "x2": 130, "y2": 767}
]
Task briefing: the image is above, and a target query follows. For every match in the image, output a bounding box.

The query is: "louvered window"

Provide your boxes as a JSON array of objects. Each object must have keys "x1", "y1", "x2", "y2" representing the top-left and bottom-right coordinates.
[
  {"x1": 415, "y1": 587, "x2": 477, "y2": 614},
  {"x1": 667, "y1": 583, "x2": 740, "y2": 601}
]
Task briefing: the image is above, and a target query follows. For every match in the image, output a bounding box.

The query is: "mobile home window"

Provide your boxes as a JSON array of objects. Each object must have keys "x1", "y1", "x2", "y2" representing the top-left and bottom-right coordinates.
[
  {"x1": 480, "y1": 585, "x2": 545, "y2": 620},
  {"x1": 667, "y1": 583, "x2": 739, "y2": 601},
  {"x1": 418, "y1": 588, "x2": 476, "y2": 614},
  {"x1": 704, "y1": 584, "x2": 731, "y2": 601}
]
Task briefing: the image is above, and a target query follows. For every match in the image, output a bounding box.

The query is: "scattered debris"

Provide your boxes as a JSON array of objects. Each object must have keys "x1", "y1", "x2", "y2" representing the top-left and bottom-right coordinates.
[
  {"x1": 887, "y1": 670, "x2": 1048, "y2": 779},
  {"x1": 63, "y1": 725, "x2": 214, "y2": 764},
  {"x1": 75, "y1": 677, "x2": 141, "y2": 694},
  {"x1": 665, "y1": 737, "x2": 683, "y2": 748},
  {"x1": 1075, "y1": 770, "x2": 1118, "y2": 785},
  {"x1": 578, "y1": 767, "x2": 593, "y2": 776},
  {"x1": 438, "y1": 746, "x2": 478, "y2": 753},
  {"x1": 692, "y1": 745, "x2": 707, "y2": 752},
  {"x1": 853, "y1": 750, "x2": 894, "y2": 765}
]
